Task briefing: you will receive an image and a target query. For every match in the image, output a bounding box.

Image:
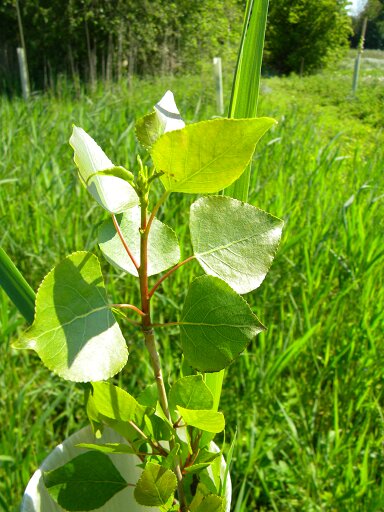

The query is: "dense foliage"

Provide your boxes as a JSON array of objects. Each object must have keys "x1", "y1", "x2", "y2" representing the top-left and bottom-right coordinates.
[
  {"x1": 264, "y1": 0, "x2": 352, "y2": 74},
  {"x1": 0, "y1": 0, "x2": 242, "y2": 91},
  {"x1": 1, "y1": 0, "x2": 358, "y2": 91}
]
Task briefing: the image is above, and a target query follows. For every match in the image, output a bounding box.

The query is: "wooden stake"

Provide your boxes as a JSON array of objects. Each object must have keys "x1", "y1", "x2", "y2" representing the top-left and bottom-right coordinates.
[
  {"x1": 17, "y1": 48, "x2": 30, "y2": 100},
  {"x1": 15, "y1": 0, "x2": 30, "y2": 98},
  {"x1": 352, "y1": 17, "x2": 368, "y2": 94},
  {"x1": 213, "y1": 57, "x2": 224, "y2": 115}
]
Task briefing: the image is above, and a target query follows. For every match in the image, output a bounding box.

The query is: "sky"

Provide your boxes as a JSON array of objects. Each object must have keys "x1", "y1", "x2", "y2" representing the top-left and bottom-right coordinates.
[{"x1": 349, "y1": 0, "x2": 368, "y2": 15}]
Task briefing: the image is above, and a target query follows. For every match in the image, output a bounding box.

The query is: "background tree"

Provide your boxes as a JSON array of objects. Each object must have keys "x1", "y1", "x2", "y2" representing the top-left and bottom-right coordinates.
[
  {"x1": 0, "y1": 0, "x2": 359, "y2": 91},
  {"x1": 351, "y1": 0, "x2": 384, "y2": 49},
  {"x1": 0, "y1": 0, "x2": 243, "y2": 92},
  {"x1": 264, "y1": 0, "x2": 352, "y2": 74}
]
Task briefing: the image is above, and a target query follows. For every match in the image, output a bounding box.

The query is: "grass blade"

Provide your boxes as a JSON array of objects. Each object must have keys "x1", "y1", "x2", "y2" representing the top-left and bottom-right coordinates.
[
  {"x1": 0, "y1": 247, "x2": 35, "y2": 323},
  {"x1": 224, "y1": 0, "x2": 270, "y2": 201}
]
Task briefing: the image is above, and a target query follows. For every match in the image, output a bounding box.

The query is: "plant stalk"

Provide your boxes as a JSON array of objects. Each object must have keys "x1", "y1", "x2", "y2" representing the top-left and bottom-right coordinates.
[{"x1": 139, "y1": 197, "x2": 188, "y2": 511}]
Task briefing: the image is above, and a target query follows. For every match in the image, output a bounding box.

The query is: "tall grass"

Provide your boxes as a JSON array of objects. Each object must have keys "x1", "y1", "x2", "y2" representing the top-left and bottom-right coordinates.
[{"x1": 1, "y1": 56, "x2": 383, "y2": 510}]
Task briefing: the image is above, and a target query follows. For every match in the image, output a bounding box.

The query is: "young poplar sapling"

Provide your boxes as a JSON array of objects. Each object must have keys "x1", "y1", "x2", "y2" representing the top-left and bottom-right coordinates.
[{"x1": 14, "y1": 91, "x2": 283, "y2": 511}]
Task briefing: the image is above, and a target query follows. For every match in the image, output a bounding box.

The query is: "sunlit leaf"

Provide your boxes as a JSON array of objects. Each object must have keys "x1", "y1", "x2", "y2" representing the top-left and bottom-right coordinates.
[
  {"x1": 190, "y1": 196, "x2": 283, "y2": 294},
  {"x1": 98, "y1": 207, "x2": 180, "y2": 276},
  {"x1": 13, "y1": 252, "x2": 128, "y2": 382},
  {"x1": 91, "y1": 381, "x2": 145, "y2": 424},
  {"x1": 134, "y1": 462, "x2": 177, "y2": 507},
  {"x1": 75, "y1": 443, "x2": 136, "y2": 454},
  {"x1": 89, "y1": 166, "x2": 134, "y2": 183},
  {"x1": 136, "y1": 90, "x2": 185, "y2": 149},
  {"x1": 169, "y1": 375, "x2": 214, "y2": 410},
  {"x1": 70, "y1": 126, "x2": 139, "y2": 213},
  {"x1": 152, "y1": 117, "x2": 276, "y2": 194},
  {"x1": 180, "y1": 275, "x2": 265, "y2": 372},
  {"x1": 190, "y1": 483, "x2": 226, "y2": 512},
  {"x1": 176, "y1": 406, "x2": 225, "y2": 433}
]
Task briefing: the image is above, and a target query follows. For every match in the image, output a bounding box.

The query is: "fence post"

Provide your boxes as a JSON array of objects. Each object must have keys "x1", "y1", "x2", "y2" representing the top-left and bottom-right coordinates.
[
  {"x1": 213, "y1": 57, "x2": 224, "y2": 115},
  {"x1": 17, "y1": 47, "x2": 30, "y2": 99},
  {"x1": 352, "y1": 17, "x2": 368, "y2": 95},
  {"x1": 15, "y1": 0, "x2": 31, "y2": 99}
]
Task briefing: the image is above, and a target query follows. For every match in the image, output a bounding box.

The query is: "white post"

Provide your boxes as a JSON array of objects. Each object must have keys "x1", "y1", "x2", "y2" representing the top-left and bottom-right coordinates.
[
  {"x1": 213, "y1": 57, "x2": 224, "y2": 115},
  {"x1": 352, "y1": 17, "x2": 368, "y2": 95},
  {"x1": 17, "y1": 47, "x2": 30, "y2": 100}
]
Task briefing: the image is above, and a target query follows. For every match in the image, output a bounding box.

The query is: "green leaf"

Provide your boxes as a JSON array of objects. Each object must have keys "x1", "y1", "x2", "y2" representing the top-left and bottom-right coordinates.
[
  {"x1": 180, "y1": 275, "x2": 265, "y2": 372},
  {"x1": 136, "y1": 90, "x2": 185, "y2": 149},
  {"x1": 194, "y1": 448, "x2": 221, "y2": 465},
  {"x1": 13, "y1": 252, "x2": 128, "y2": 382},
  {"x1": 134, "y1": 462, "x2": 177, "y2": 507},
  {"x1": 192, "y1": 495, "x2": 226, "y2": 512},
  {"x1": 204, "y1": 372, "x2": 224, "y2": 412},
  {"x1": 75, "y1": 443, "x2": 136, "y2": 454},
  {"x1": 91, "y1": 381, "x2": 145, "y2": 424},
  {"x1": 137, "y1": 382, "x2": 158, "y2": 408},
  {"x1": 184, "y1": 462, "x2": 214, "y2": 474},
  {"x1": 144, "y1": 413, "x2": 173, "y2": 441},
  {"x1": 69, "y1": 126, "x2": 139, "y2": 213},
  {"x1": 43, "y1": 451, "x2": 127, "y2": 511},
  {"x1": 98, "y1": 206, "x2": 180, "y2": 277},
  {"x1": 163, "y1": 444, "x2": 180, "y2": 470},
  {"x1": 169, "y1": 375, "x2": 214, "y2": 410},
  {"x1": 87, "y1": 166, "x2": 134, "y2": 184},
  {"x1": 151, "y1": 117, "x2": 276, "y2": 194},
  {"x1": 190, "y1": 196, "x2": 283, "y2": 294},
  {"x1": 176, "y1": 406, "x2": 225, "y2": 433},
  {"x1": 190, "y1": 483, "x2": 226, "y2": 512},
  {"x1": 136, "y1": 111, "x2": 163, "y2": 150},
  {"x1": 183, "y1": 448, "x2": 221, "y2": 474}
]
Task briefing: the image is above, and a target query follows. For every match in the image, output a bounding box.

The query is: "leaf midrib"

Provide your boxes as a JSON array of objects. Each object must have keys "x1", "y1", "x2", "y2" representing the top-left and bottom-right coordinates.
[
  {"x1": 167, "y1": 131, "x2": 256, "y2": 188},
  {"x1": 31, "y1": 305, "x2": 110, "y2": 341}
]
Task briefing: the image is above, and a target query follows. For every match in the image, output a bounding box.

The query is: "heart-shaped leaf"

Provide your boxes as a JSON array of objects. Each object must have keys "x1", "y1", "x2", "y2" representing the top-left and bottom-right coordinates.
[
  {"x1": 70, "y1": 126, "x2": 139, "y2": 213},
  {"x1": 180, "y1": 275, "x2": 265, "y2": 372},
  {"x1": 169, "y1": 375, "x2": 214, "y2": 410},
  {"x1": 151, "y1": 117, "x2": 276, "y2": 194},
  {"x1": 190, "y1": 196, "x2": 283, "y2": 294},
  {"x1": 134, "y1": 462, "x2": 177, "y2": 507},
  {"x1": 176, "y1": 406, "x2": 225, "y2": 433},
  {"x1": 43, "y1": 451, "x2": 128, "y2": 511},
  {"x1": 91, "y1": 381, "x2": 146, "y2": 424},
  {"x1": 13, "y1": 252, "x2": 128, "y2": 382},
  {"x1": 98, "y1": 206, "x2": 180, "y2": 276}
]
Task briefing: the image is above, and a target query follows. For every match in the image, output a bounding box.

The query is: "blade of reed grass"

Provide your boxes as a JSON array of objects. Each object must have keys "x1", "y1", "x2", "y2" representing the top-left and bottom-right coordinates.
[
  {"x1": 0, "y1": 247, "x2": 35, "y2": 323},
  {"x1": 224, "y1": 0, "x2": 270, "y2": 201},
  {"x1": 206, "y1": 0, "x2": 270, "y2": 421}
]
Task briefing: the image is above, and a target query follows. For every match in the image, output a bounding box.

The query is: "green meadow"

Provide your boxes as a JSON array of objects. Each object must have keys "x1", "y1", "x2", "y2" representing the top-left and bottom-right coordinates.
[{"x1": 1, "y1": 51, "x2": 383, "y2": 511}]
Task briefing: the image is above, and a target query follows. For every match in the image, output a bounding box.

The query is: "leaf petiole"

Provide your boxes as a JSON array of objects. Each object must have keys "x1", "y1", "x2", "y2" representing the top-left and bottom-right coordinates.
[
  {"x1": 144, "y1": 190, "x2": 170, "y2": 237},
  {"x1": 148, "y1": 255, "x2": 195, "y2": 299},
  {"x1": 112, "y1": 214, "x2": 140, "y2": 270},
  {"x1": 109, "y1": 303, "x2": 146, "y2": 317}
]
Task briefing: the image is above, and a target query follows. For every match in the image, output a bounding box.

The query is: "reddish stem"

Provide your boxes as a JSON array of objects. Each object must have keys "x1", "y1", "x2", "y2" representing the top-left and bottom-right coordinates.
[
  {"x1": 109, "y1": 303, "x2": 146, "y2": 317},
  {"x1": 144, "y1": 190, "x2": 170, "y2": 237},
  {"x1": 112, "y1": 214, "x2": 140, "y2": 270},
  {"x1": 148, "y1": 256, "x2": 195, "y2": 299}
]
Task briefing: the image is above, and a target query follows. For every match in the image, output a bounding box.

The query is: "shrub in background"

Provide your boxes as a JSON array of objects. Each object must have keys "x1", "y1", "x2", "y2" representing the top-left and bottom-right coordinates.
[{"x1": 264, "y1": 0, "x2": 352, "y2": 74}]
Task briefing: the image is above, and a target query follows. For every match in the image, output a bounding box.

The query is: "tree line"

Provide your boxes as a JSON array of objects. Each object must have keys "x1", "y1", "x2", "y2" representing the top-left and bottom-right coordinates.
[
  {"x1": 351, "y1": 0, "x2": 384, "y2": 49},
  {"x1": 0, "y1": 0, "x2": 362, "y2": 94}
]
